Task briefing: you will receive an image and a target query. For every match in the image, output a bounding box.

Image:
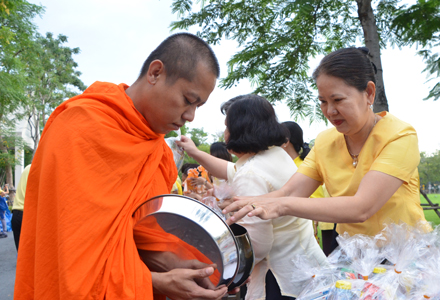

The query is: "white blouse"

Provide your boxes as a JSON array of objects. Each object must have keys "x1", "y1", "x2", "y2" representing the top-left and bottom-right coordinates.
[{"x1": 229, "y1": 147, "x2": 327, "y2": 299}]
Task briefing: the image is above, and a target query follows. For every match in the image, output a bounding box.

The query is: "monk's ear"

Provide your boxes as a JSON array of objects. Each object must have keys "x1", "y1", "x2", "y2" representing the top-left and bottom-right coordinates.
[{"x1": 146, "y1": 60, "x2": 165, "y2": 85}]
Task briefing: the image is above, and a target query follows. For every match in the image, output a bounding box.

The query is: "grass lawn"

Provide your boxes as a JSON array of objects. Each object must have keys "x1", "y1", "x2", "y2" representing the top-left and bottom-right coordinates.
[{"x1": 420, "y1": 193, "x2": 440, "y2": 226}]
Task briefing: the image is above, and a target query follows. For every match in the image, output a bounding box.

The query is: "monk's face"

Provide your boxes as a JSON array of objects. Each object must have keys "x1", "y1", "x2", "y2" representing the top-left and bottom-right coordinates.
[{"x1": 131, "y1": 60, "x2": 217, "y2": 134}]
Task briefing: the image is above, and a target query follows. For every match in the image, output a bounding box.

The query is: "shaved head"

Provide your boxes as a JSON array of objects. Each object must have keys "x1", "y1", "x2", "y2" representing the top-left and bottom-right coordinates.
[{"x1": 139, "y1": 33, "x2": 219, "y2": 84}]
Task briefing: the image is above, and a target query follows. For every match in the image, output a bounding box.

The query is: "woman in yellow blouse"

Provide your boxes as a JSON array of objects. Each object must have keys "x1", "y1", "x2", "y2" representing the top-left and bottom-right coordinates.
[{"x1": 224, "y1": 47, "x2": 427, "y2": 238}]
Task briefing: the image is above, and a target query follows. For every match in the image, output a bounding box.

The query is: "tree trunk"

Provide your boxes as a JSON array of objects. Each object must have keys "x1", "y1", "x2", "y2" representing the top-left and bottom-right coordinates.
[
  {"x1": 356, "y1": 0, "x2": 389, "y2": 112},
  {"x1": 32, "y1": 113, "x2": 40, "y2": 159}
]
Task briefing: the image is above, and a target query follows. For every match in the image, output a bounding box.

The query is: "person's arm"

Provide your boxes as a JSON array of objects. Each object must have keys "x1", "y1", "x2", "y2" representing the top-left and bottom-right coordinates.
[
  {"x1": 224, "y1": 170, "x2": 403, "y2": 225},
  {"x1": 176, "y1": 136, "x2": 229, "y2": 180},
  {"x1": 218, "y1": 171, "x2": 319, "y2": 210},
  {"x1": 3, "y1": 184, "x2": 9, "y2": 194}
]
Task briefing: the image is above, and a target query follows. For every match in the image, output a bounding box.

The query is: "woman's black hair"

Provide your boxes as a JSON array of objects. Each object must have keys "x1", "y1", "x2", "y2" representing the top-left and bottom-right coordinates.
[
  {"x1": 220, "y1": 94, "x2": 289, "y2": 154},
  {"x1": 210, "y1": 142, "x2": 233, "y2": 162},
  {"x1": 312, "y1": 47, "x2": 376, "y2": 92},
  {"x1": 181, "y1": 163, "x2": 200, "y2": 175},
  {"x1": 282, "y1": 121, "x2": 311, "y2": 160}
]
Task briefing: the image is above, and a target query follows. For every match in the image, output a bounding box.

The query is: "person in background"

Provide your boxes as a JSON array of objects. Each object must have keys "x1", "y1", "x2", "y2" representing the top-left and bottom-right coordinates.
[
  {"x1": 2, "y1": 183, "x2": 9, "y2": 204},
  {"x1": 208, "y1": 142, "x2": 233, "y2": 186},
  {"x1": 178, "y1": 94, "x2": 327, "y2": 299},
  {"x1": 224, "y1": 47, "x2": 428, "y2": 240},
  {"x1": 11, "y1": 164, "x2": 31, "y2": 250},
  {"x1": 281, "y1": 121, "x2": 335, "y2": 256},
  {"x1": 171, "y1": 176, "x2": 183, "y2": 195},
  {"x1": 0, "y1": 188, "x2": 8, "y2": 238}
]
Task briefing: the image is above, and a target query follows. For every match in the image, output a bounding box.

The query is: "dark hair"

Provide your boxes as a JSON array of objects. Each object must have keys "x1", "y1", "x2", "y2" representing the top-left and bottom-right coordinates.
[
  {"x1": 221, "y1": 94, "x2": 289, "y2": 154},
  {"x1": 181, "y1": 163, "x2": 200, "y2": 175},
  {"x1": 210, "y1": 142, "x2": 233, "y2": 162},
  {"x1": 139, "y1": 33, "x2": 220, "y2": 84},
  {"x1": 282, "y1": 121, "x2": 311, "y2": 160},
  {"x1": 312, "y1": 47, "x2": 376, "y2": 92}
]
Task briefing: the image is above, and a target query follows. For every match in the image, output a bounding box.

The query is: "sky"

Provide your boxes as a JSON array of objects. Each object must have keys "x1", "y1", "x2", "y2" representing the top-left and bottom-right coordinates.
[{"x1": 28, "y1": 0, "x2": 439, "y2": 154}]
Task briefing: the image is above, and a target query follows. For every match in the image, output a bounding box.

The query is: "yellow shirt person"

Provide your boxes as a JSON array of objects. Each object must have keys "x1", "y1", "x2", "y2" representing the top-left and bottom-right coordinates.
[{"x1": 299, "y1": 112, "x2": 426, "y2": 236}]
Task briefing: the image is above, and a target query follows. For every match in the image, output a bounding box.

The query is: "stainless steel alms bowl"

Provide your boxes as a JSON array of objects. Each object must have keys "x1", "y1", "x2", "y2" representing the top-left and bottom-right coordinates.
[
  {"x1": 228, "y1": 223, "x2": 255, "y2": 290},
  {"x1": 133, "y1": 194, "x2": 241, "y2": 288}
]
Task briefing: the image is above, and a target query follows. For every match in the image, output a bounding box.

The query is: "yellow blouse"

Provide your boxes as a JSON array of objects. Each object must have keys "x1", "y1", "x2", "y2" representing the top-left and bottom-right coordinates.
[
  {"x1": 298, "y1": 112, "x2": 426, "y2": 236},
  {"x1": 294, "y1": 156, "x2": 334, "y2": 231}
]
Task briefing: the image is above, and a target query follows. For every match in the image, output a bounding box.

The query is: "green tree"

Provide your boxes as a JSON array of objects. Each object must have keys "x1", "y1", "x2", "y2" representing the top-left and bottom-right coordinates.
[
  {"x1": 22, "y1": 32, "x2": 86, "y2": 156},
  {"x1": 0, "y1": 0, "x2": 43, "y2": 186},
  {"x1": 391, "y1": 0, "x2": 440, "y2": 101},
  {"x1": 165, "y1": 123, "x2": 188, "y2": 138},
  {"x1": 419, "y1": 150, "x2": 440, "y2": 188},
  {"x1": 171, "y1": 0, "x2": 439, "y2": 120},
  {"x1": 211, "y1": 130, "x2": 225, "y2": 142},
  {"x1": 0, "y1": 0, "x2": 43, "y2": 121},
  {"x1": 188, "y1": 127, "x2": 209, "y2": 147}
]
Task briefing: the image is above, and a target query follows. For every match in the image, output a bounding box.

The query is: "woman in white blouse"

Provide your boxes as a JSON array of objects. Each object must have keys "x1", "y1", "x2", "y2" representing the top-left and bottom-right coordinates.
[{"x1": 177, "y1": 94, "x2": 326, "y2": 299}]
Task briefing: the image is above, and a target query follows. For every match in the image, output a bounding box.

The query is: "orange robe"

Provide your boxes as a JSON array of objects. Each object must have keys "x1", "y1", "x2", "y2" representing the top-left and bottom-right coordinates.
[{"x1": 15, "y1": 82, "x2": 177, "y2": 299}]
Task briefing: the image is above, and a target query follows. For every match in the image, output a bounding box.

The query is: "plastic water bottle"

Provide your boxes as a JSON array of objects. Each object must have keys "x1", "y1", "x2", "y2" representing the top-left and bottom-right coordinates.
[{"x1": 327, "y1": 280, "x2": 355, "y2": 300}]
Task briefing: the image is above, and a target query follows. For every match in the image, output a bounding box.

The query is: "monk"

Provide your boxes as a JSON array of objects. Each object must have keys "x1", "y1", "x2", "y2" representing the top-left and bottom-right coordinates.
[{"x1": 14, "y1": 33, "x2": 228, "y2": 300}]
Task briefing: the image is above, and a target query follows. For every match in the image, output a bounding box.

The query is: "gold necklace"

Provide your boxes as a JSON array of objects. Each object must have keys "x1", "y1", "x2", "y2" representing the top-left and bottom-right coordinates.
[{"x1": 346, "y1": 115, "x2": 377, "y2": 168}]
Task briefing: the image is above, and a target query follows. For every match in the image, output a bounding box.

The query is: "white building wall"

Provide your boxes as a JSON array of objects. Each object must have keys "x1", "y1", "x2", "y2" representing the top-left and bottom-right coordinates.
[{"x1": 14, "y1": 118, "x2": 33, "y2": 187}]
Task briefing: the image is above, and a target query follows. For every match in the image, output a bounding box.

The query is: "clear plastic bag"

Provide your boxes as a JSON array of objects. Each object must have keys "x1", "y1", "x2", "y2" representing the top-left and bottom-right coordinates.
[
  {"x1": 291, "y1": 254, "x2": 329, "y2": 289},
  {"x1": 165, "y1": 129, "x2": 184, "y2": 171},
  {"x1": 201, "y1": 196, "x2": 226, "y2": 221},
  {"x1": 213, "y1": 181, "x2": 235, "y2": 205},
  {"x1": 409, "y1": 248, "x2": 440, "y2": 299},
  {"x1": 297, "y1": 264, "x2": 347, "y2": 300},
  {"x1": 339, "y1": 233, "x2": 384, "y2": 280}
]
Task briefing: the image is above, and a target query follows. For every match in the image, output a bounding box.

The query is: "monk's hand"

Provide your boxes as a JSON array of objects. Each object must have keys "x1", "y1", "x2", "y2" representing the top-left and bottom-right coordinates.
[
  {"x1": 176, "y1": 135, "x2": 199, "y2": 158},
  {"x1": 222, "y1": 196, "x2": 283, "y2": 225},
  {"x1": 177, "y1": 260, "x2": 219, "y2": 290},
  {"x1": 151, "y1": 267, "x2": 228, "y2": 300}
]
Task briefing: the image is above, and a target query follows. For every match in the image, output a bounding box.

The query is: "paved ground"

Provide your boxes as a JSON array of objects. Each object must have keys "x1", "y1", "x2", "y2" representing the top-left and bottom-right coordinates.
[{"x1": 0, "y1": 231, "x2": 16, "y2": 299}]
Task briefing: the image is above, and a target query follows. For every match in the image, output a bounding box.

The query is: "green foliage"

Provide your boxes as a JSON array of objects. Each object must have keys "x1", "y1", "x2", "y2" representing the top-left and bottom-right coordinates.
[
  {"x1": 419, "y1": 150, "x2": 440, "y2": 187},
  {"x1": 391, "y1": 0, "x2": 440, "y2": 101},
  {"x1": 171, "y1": 0, "x2": 440, "y2": 118},
  {"x1": 188, "y1": 127, "x2": 208, "y2": 146},
  {"x1": 20, "y1": 32, "x2": 86, "y2": 152},
  {"x1": 165, "y1": 124, "x2": 188, "y2": 138},
  {"x1": 0, "y1": 0, "x2": 44, "y2": 121},
  {"x1": 211, "y1": 130, "x2": 225, "y2": 142},
  {"x1": 170, "y1": 0, "x2": 370, "y2": 121}
]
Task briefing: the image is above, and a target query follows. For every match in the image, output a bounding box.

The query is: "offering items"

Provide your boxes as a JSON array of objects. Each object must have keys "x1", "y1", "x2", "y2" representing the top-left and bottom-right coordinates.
[{"x1": 295, "y1": 221, "x2": 440, "y2": 300}]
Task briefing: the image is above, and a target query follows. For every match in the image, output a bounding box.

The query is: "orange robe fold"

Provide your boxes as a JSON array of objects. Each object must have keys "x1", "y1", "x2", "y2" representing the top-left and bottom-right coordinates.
[{"x1": 15, "y1": 82, "x2": 177, "y2": 300}]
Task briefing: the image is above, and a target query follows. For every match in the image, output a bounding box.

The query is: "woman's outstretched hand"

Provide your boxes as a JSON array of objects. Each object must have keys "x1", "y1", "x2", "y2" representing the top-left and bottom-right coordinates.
[
  {"x1": 176, "y1": 135, "x2": 199, "y2": 157},
  {"x1": 222, "y1": 196, "x2": 284, "y2": 225}
]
